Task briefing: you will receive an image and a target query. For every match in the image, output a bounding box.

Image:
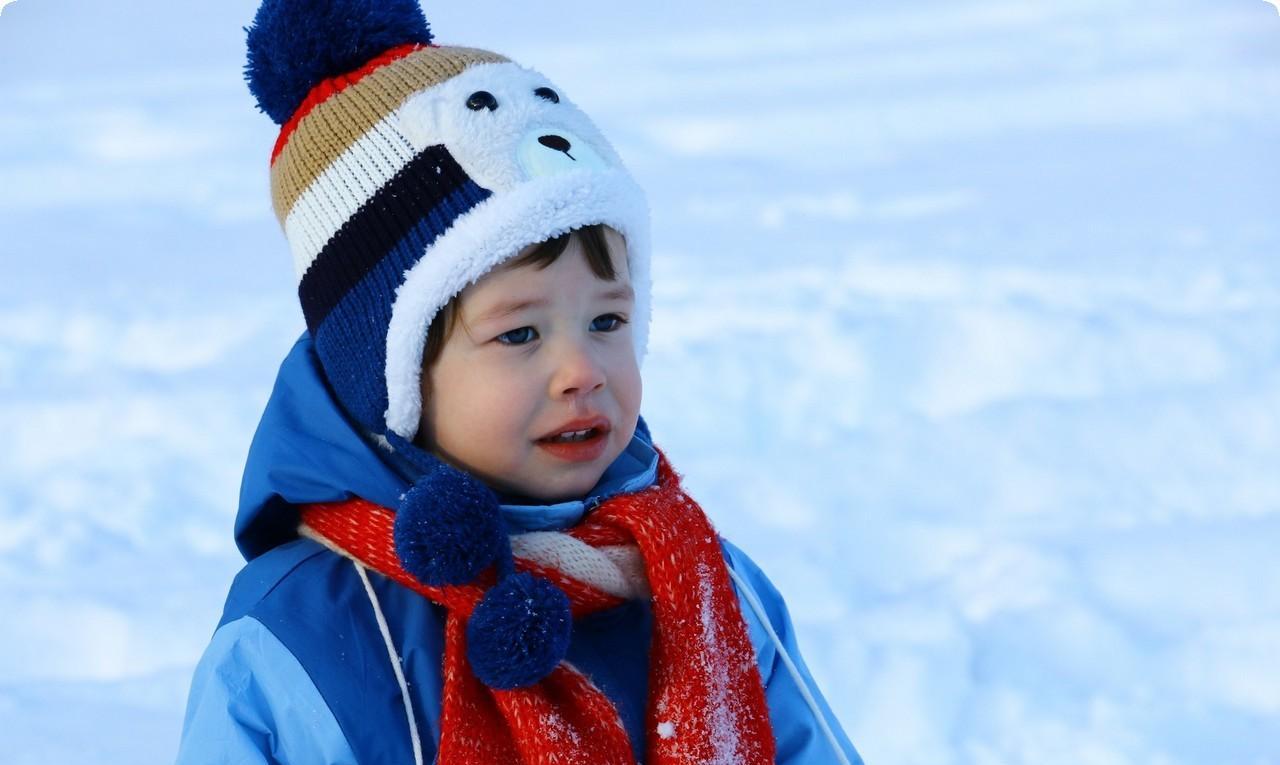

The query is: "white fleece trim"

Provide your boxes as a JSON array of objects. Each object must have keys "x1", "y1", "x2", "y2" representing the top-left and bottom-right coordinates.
[
  {"x1": 285, "y1": 118, "x2": 417, "y2": 279},
  {"x1": 383, "y1": 166, "x2": 651, "y2": 439}
]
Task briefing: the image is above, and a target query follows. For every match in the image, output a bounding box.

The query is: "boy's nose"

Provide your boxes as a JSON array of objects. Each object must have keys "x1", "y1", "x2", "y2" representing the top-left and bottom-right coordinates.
[{"x1": 549, "y1": 343, "x2": 606, "y2": 400}]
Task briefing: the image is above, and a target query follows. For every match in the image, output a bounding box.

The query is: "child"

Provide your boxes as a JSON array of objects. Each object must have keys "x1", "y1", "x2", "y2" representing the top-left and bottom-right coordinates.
[{"x1": 177, "y1": 1, "x2": 864, "y2": 763}]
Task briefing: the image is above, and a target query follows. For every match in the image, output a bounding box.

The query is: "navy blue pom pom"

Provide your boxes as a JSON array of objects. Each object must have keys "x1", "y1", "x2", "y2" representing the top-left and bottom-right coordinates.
[
  {"x1": 467, "y1": 573, "x2": 572, "y2": 689},
  {"x1": 245, "y1": 0, "x2": 434, "y2": 124},
  {"x1": 394, "y1": 464, "x2": 505, "y2": 586}
]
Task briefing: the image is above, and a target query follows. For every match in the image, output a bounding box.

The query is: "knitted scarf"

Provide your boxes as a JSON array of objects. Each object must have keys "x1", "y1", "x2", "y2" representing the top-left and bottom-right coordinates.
[{"x1": 298, "y1": 453, "x2": 776, "y2": 765}]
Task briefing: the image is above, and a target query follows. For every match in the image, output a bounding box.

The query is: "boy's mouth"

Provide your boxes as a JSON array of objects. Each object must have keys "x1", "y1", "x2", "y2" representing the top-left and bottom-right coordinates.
[
  {"x1": 536, "y1": 416, "x2": 611, "y2": 442},
  {"x1": 542, "y1": 428, "x2": 599, "y2": 443},
  {"x1": 535, "y1": 417, "x2": 611, "y2": 462}
]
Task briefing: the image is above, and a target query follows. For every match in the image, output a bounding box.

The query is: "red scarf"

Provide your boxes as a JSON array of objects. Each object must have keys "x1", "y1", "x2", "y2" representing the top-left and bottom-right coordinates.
[{"x1": 299, "y1": 452, "x2": 776, "y2": 764}]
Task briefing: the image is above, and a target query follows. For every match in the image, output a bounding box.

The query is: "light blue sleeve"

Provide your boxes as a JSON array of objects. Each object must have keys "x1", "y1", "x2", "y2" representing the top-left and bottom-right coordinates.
[
  {"x1": 722, "y1": 540, "x2": 866, "y2": 765},
  {"x1": 175, "y1": 616, "x2": 358, "y2": 765}
]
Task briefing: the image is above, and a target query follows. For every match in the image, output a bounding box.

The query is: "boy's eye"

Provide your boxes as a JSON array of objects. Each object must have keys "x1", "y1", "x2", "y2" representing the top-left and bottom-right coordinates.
[
  {"x1": 591, "y1": 314, "x2": 627, "y2": 332},
  {"x1": 494, "y1": 316, "x2": 626, "y2": 345},
  {"x1": 496, "y1": 326, "x2": 538, "y2": 345}
]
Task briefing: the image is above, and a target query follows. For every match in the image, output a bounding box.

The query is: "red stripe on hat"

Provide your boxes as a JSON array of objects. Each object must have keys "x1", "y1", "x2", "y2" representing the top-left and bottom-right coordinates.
[{"x1": 270, "y1": 42, "x2": 436, "y2": 165}]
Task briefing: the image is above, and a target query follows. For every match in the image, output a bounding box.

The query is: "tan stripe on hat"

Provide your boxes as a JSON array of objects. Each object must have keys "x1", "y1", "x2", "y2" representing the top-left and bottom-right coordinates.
[{"x1": 269, "y1": 45, "x2": 508, "y2": 224}]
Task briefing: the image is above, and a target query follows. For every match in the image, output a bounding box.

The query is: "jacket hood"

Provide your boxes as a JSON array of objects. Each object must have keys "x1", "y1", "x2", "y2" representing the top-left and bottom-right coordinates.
[{"x1": 235, "y1": 332, "x2": 656, "y2": 561}]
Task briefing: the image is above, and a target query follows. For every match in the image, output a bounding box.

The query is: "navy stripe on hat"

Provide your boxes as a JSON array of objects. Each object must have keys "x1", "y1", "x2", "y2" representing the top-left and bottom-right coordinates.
[
  {"x1": 311, "y1": 187, "x2": 490, "y2": 429},
  {"x1": 298, "y1": 145, "x2": 490, "y2": 332}
]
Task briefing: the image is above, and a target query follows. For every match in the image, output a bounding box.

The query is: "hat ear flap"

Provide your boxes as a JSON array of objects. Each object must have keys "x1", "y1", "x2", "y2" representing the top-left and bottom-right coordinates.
[{"x1": 244, "y1": 0, "x2": 434, "y2": 125}]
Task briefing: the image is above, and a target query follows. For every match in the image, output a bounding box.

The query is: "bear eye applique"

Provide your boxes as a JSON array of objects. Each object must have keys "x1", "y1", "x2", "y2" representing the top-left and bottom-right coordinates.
[
  {"x1": 466, "y1": 90, "x2": 499, "y2": 111},
  {"x1": 534, "y1": 87, "x2": 560, "y2": 104}
]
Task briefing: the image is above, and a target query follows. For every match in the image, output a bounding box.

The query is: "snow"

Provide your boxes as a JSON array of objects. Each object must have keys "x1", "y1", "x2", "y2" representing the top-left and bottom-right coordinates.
[
  {"x1": 695, "y1": 561, "x2": 742, "y2": 764},
  {"x1": 1, "y1": 0, "x2": 1278, "y2": 763}
]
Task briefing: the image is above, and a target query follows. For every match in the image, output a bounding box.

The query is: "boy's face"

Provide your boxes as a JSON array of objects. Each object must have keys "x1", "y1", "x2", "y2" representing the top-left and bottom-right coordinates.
[{"x1": 419, "y1": 227, "x2": 642, "y2": 503}]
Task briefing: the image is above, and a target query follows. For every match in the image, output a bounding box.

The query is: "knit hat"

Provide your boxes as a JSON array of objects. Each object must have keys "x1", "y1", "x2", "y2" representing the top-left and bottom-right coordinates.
[{"x1": 245, "y1": 0, "x2": 651, "y2": 442}]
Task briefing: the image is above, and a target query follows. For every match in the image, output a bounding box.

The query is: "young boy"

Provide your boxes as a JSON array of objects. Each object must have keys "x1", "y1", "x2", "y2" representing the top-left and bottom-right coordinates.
[{"x1": 177, "y1": 1, "x2": 864, "y2": 763}]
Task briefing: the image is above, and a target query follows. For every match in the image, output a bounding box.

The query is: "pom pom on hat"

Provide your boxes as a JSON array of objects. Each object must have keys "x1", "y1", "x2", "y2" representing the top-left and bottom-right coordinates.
[
  {"x1": 244, "y1": 0, "x2": 434, "y2": 124},
  {"x1": 467, "y1": 572, "x2": 573, "y2": 689},
  {"x1": 394, "y1": 462, "x2": 506, "y2": 587}
]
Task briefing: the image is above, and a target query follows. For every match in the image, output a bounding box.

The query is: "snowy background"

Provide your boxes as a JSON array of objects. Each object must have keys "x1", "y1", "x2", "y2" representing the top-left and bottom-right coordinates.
[{"x1": 1, "y1": 0, "x2": 1278, "y2": 762}]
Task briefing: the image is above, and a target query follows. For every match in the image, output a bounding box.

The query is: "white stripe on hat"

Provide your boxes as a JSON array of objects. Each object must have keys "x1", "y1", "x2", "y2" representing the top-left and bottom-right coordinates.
[{"x1": 285, "y1": 116, "x2": 417, "y2": 279}]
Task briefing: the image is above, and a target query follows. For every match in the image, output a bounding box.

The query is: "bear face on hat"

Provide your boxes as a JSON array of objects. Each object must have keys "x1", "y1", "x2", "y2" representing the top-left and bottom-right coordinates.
[{"x1": 397, "y1": 62, "x2": 618, "y2": 191}]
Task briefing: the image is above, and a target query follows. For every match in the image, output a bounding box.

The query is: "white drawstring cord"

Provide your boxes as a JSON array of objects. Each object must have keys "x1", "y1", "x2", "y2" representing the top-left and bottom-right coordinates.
[
  {"x1": 726, "y1": 565, "x2": 853, "y2": 765},
  {"x1": 354, "y1": 560, "x2": 425, "y2": 765}
]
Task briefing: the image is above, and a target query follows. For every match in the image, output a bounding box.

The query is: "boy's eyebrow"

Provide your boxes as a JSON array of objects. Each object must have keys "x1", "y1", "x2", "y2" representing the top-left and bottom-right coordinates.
[
  {"x1": 471, "y1": 285, "x2": 634, "y2": 324},
  {"x1": 597, "y1": 284, "x2": 635, "y2": 302},
  {"x1": 471, "y1": 298, "x2": 549, "y2": 324}
]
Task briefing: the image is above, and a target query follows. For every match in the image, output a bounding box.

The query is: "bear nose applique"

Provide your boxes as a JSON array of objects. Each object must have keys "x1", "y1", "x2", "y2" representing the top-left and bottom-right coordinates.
[
  {"x1": 538, "y1": 134, "x2": 574, "y2": 159},
  {"x1": 517, "y1": 128, "x2": 607, "y2": 181}
]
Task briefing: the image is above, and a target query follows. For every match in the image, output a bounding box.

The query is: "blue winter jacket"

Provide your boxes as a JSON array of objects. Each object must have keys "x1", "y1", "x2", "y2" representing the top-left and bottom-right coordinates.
[{"x1": 176, "y1": 334, "x2": 863, "y2": 764}]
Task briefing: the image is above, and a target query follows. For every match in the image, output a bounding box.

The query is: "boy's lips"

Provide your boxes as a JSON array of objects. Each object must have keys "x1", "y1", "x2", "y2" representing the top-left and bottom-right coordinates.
[
  {"x1": 534, "y1": 416, "x2": 611, "y2": 463},
  {"x1": 535, "y1": 416, "x2": 611, "y2": 442}
]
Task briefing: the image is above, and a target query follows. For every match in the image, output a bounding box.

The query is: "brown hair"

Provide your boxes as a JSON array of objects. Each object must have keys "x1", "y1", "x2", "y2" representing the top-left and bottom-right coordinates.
[{"x1": 420, "y1": 223, "x2": 620, "y2": 372}]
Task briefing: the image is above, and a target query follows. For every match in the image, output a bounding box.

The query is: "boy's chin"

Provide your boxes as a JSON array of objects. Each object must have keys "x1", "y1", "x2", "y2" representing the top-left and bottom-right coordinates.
[
  {"x1": 518, "y1": 472, "x2": 604, "y2": 504},
  {"x1": 506, "y1": 460, "x2": 611, "y2": 504}
]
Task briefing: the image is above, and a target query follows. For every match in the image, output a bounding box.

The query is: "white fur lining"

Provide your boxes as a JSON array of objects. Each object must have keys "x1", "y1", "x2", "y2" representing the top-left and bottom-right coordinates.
[{"x1": 383, "y1": 166, "x2": 651, "y2": 439}]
